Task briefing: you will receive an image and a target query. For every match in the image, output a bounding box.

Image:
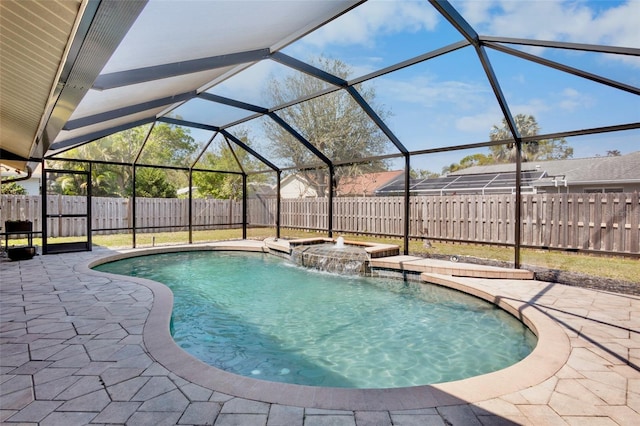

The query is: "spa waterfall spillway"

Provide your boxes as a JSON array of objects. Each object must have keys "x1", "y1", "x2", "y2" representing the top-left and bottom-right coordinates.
[{"x1": 290, "y1": 237, "x2": 378, "y2": 275}]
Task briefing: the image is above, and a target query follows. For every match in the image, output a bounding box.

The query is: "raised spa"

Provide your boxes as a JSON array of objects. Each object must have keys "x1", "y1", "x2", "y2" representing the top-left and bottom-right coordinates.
[{"x1": 95, "y1": 251, "x2": 536, "y2": 389}]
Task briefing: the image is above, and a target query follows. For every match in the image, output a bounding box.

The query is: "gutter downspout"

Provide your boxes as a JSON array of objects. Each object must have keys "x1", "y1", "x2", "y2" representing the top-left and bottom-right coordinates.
[{"x1": 1, "y1": 166, "x2": 33, "y2": 184}]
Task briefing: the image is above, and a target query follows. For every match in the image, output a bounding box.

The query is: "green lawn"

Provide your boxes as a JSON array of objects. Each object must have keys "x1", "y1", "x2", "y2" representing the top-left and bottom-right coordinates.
[{"x1": 8, "y1": 227, "x2": 638, "y2": 283}]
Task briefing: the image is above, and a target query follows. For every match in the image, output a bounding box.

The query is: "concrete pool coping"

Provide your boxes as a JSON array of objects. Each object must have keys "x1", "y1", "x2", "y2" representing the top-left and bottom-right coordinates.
[{"x1": 84, "y1": 241, "x2": 571, "y2": 411}]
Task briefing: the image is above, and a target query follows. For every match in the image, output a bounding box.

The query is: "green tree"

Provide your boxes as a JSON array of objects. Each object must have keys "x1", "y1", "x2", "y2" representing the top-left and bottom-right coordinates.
[
  {"x1": 45, "y1": 166, "x2": 89, "y2": 195},
  {"x1": 441, "y1": 153, "x2": 493, "y2": 174},
  {"x1": 138, "y1": 123, "x2": 197, "y2": 167},
  {"x1": 489, "y1": 114, "x2": 573, "y2": 162},
  {"x1": 0, "y1": 181, "x2": 28, "y2": 195},
  {"x1": 135, "y1": 167, "x2": 177, "y2": 198},
  {"x1": 47, "y1": 126, "x2": 145, "y2": 196},
  {"x1": 92, "y1": 164, "x2": 128, "y2": 197},
  {"x1": 263, "y1": 57, "x2": 390, "y2": 196},
  {"x1": 49, "y1": 123, "x2": 198, "y2": 197},
  {"x1": 410, "y1": 168, "x2": 440, "y2": 179},
  {"x1": 595, "y1": 150, "x2": 622, "y2": 158},
  {"x1": 94, "y1": 126, "x2": 151, "y2": 196},
  {"x1": 193, "y1": 131, "x2": 268, "y2": 200}
]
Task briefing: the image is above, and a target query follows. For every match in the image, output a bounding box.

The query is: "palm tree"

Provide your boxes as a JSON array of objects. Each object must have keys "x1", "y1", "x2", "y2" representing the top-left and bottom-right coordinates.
[
  {"x1": 49, "y1": 124, "x2": 198, "y2": 197},
  {"x1": 489, "y1": 114, "x2": 540, "y2": 163},
  {"x1": 488, "y1": 114, "x2": 573, "y2": 163}
]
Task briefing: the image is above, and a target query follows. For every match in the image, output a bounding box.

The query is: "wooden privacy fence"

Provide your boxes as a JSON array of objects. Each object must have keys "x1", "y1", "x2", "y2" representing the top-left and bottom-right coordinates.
[
  {"x1": 1, "y1": 193, "x2": 638, "y2": 254},
  {"x1": 333, "y1": 193, "x2": 639, "y2": 254},
  {"x1": 0, "y1": 195, "x2": 242, "y2": 237},
  {"x1": 519, "y1": 193, "x2": 639, "y2": 253}
]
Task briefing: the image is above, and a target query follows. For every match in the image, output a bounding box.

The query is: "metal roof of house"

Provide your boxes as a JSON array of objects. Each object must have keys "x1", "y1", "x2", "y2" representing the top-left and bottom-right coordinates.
[
  {"x1": 449, "y1": 151, "x2": 640, "y2": 185},
  {"x1": 376, "y1": 170, "x2": 547, "y2": 195},
  {"x1": 1, "y1": 0, "x2": 639, "y2": 179},
  {"x1": 376, "y1": 151, "x2": 640, "y2": 195}
]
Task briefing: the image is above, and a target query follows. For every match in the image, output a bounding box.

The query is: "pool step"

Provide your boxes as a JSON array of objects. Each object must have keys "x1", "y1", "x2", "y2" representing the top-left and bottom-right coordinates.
[{"x1": 370, "y1": 255, "x2": 534, "y2": 280}]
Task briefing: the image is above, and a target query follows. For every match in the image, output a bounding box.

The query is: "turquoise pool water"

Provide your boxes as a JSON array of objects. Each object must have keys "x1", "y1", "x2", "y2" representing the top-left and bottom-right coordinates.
[{"x1": 95, "y1": 251, "x2": 536, "y2": 388}]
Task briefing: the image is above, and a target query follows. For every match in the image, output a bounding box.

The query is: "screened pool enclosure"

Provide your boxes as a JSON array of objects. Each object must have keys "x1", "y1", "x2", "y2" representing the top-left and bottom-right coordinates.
[{"x1": 1, "y1": 0, "x2": 639, "y2": 265}]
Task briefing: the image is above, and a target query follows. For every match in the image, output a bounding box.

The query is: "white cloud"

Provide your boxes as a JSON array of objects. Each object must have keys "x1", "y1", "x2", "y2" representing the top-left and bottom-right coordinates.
[
  {"x1": 303, "y1": 0, "x2": 439, "y2": 48},
  {"x1": 454, "y1": 0, "x2": 494, "y2": 25},
  {"x1": 575, "y1": 1, "x2": 640, "y2": 48},
  {"x1": 457, "y1": 1, "x2": 640, "y2": 67},
  {"x1": 377, "y1": 74, "x2": 490, "y2": 110},
  {"x1": 456, "y1": 110, "x2": 502, "y2": 134},
  {"x1": 562, "y1": 87, "x2": 580, "y2": 98},
  {"x1": 510, "y1": 99, "x2": 550, "y2": 118},
  {"x1": 512, "y1": 73, "x2": 526, "y2": 85},
  {"x1": 503, "y1": 87, "x2": 594, "y2": 118},
  {"x1": 373, "y1": 73, "x2": 505, "y2": 138},
  {"x1": 557, "y1": 87, "x2": 594, "y2": 112},
  {"x1": 454, "y1": 89, "x2": 594, "y2": 134},
  {"x1": 349, "y1": 59, "x2": 384, "y2": 78},
  {"x1": 589, "y1": 1, "x2": 640, "y2": 67},
  {"x1": 209, "y1": 60, "x2": 284, "y2": 105}
]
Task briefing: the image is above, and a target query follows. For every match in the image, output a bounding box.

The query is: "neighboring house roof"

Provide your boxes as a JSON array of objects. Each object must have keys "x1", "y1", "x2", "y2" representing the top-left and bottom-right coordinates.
[
  {"x1": 280, "y1": 170, "x2": 404, "y2": 198},
  {"x1": 279, "y1": 173, "x2": 320, "y2": 198},
  {"x1": 336, "y1": 170, "x2": 403, "y2": 196},
  {"x1": 376, "y1": 151, "x2": 640, "y2": 195},
  {"x1": 176, "y1": 186, "x2": 198, "y2": 195},
  {"x1": 280, "y1": 173, "x2": 310, "y2": 187},
  {"x1": 448, "y1": 151, "x2": 640, "y2": 189},
  {"x1": 376, "y1": 171, "x2": 545, "y2": 195},
  {"x1": 248, "y1": 182, "x2": 276, "y2": 197}
]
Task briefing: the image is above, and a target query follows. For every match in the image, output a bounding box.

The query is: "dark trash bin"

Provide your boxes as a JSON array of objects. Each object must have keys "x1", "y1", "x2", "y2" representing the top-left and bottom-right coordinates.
[
  {"x1": 7, "y1": 246, "x2": 36, "y2": 261},
  {"x1": 4, "y1": 220, "x2": 36, "y2": 261}
]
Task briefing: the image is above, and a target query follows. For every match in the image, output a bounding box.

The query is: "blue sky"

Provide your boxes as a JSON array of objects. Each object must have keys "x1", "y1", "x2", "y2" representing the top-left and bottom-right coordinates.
[{"x1": 190, "y1": 0, "x2": 640, "y2": 174}]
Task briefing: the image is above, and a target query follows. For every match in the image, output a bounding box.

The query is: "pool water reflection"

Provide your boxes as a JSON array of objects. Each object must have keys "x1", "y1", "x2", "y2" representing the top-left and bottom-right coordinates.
[{"x1": 95, "y1": 251, "x2": 537, "y2": 388}]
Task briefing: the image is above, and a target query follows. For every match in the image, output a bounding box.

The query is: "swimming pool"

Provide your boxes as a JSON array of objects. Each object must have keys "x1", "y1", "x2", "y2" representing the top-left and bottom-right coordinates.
[{"x1": 95, "y1": 251, "x2": 536, "y2": 389}]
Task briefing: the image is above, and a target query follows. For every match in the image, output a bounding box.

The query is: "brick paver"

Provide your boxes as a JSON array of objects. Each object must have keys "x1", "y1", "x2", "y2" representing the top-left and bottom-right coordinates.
[{"x1": 1, "y1": 245, "x2": 638, "y2": 425}]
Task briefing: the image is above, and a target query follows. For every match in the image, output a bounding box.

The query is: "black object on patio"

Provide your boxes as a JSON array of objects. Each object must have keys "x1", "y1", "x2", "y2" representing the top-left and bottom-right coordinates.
[{"x1": 4, "y1": 220, "x2": 36, "y2": 261}]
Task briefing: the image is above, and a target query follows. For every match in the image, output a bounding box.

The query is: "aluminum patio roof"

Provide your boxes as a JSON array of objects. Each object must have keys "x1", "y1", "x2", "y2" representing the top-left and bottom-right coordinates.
[{"x1": 1, "y1": 0, "x2": 639, "y2": 177}]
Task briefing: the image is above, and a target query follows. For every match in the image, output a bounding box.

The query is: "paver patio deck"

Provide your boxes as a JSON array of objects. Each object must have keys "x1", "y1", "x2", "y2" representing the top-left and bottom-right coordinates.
[{"x1": 1, "y1": 242, "x2": 639, "y2": 425}]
